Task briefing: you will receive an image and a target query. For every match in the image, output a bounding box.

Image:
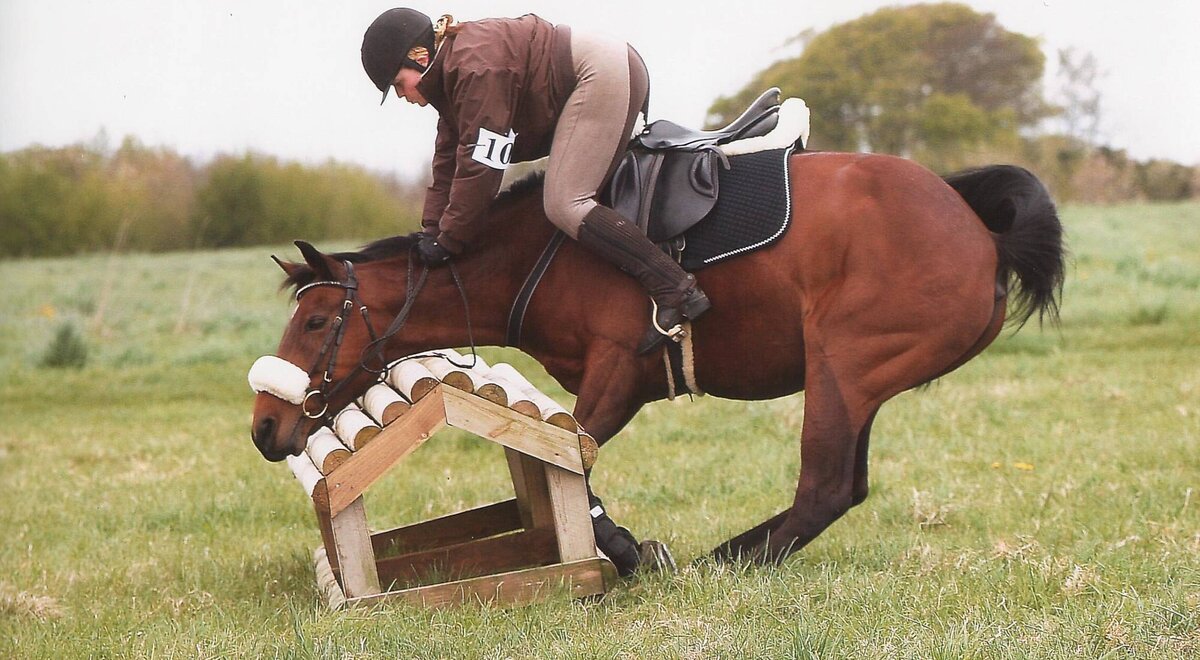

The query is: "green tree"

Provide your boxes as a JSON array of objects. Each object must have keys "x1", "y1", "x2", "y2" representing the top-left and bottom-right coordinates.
[{"x1": 709, "y1": 2, "x2": 1048, "y2": 171}]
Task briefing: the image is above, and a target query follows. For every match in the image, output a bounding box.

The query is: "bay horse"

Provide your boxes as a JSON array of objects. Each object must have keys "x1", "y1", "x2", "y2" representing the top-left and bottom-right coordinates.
[{"x1": 251, "y1": 152, "x2": 1064, "y2": 571}]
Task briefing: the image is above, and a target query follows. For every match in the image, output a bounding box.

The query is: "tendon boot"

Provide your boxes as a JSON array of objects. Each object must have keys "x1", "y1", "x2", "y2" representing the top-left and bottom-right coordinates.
[
  {"x1": 577, "y1": 206, "x2": 711, "y2": 354},
  {"x1": 588, "y1": 492, "x2": 642, "y2": 577}
]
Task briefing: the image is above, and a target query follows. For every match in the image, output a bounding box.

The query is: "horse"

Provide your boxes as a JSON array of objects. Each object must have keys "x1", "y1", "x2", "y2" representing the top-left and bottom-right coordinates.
[{"x1": 251, "y1": 152, "x2": 1064, "y2": 573}]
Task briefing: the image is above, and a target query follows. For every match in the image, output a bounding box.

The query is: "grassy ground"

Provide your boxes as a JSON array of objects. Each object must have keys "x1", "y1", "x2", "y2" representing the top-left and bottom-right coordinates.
[{"x1": 1, "y1": 202, "x2": 1198, "y2": 658}]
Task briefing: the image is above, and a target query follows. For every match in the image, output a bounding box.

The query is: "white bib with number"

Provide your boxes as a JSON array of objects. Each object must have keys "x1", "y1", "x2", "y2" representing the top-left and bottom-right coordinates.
[{"x1": 471, "y1": 127, "x2": 517, "y2": 170}]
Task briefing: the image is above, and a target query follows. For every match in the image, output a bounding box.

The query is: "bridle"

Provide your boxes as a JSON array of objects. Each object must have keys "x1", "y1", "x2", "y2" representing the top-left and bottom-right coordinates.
[{"x1": 280, "y1": 249, "x2": 477, "y2": 447}]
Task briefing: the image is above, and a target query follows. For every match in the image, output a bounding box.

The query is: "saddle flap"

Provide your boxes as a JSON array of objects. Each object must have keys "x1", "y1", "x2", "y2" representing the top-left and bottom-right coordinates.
[
  {"x1": 609, "y1": 149, "x2": 723, "y2": 242},
  {"x1": 647, "y1": 151, "x2": 720, "y2": 242}
]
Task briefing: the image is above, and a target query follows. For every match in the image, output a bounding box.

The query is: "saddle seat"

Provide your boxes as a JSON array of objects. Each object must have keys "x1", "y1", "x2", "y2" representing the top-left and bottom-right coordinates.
[
  {"x1": 608, "y1": 89, "x2": 809, "y2": 243},
  {"x1": 635, "y1": 88, "x2": 783, "y2": 150}
]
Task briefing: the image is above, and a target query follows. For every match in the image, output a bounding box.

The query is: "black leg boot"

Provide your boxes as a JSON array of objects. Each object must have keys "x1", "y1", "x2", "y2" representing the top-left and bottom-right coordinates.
[
  {"x1": 587, "y1": 491, "x2": 642, "y2": 577},
  {"x1": 577, "y1": 206, "x2": 711, "y2": 354}
]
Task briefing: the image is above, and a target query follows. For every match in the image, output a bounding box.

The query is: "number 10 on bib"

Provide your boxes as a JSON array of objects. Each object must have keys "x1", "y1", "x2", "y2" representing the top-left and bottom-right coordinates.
[{"x1": 471, "y1": 128, "x2": 517, "y2": 170}]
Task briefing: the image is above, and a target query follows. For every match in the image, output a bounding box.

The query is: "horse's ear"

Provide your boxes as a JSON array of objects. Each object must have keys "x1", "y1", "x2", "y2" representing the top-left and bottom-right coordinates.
[
  {"x1": 294, "y1": 240, "x2": 334, "y2": 280},
  {"x1": 271, "y1": 254, "x2": 304, "y2": 278}
]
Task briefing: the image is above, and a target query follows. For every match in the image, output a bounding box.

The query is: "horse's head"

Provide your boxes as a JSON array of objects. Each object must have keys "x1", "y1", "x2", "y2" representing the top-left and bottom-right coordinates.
[{"x1": 250, "y1": 241, "x2": 387, "y2": 461}]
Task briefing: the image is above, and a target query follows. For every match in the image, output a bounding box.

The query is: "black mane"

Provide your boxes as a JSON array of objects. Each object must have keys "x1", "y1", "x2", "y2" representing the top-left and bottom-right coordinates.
[
  {"x1": 280, "y1": 234, "x2": 421, "y2": 291},
  {"x1": 494, "y1": 169, "x2": 546, "y2": 206}
]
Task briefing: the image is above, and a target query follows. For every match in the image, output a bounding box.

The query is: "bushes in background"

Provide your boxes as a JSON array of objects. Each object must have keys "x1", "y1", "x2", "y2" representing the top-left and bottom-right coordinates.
[{"x1": 0, "y1": 136, "x2": 423, "y2": 258}]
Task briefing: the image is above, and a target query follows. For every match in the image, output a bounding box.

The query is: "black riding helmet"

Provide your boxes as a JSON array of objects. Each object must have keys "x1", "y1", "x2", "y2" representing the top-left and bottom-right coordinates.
[{"x1": 361, "y1": 8, "x2": 435, "y2": 104}]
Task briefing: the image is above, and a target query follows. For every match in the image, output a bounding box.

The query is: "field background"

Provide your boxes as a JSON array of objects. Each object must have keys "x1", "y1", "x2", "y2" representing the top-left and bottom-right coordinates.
[{"x1": 1, "y1": 202, "x2": 1197, "y2": 658}]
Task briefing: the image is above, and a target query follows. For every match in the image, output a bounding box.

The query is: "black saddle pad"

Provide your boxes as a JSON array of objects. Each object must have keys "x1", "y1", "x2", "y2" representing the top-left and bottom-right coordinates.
[{"x1": 679, "y1": 147, "x2": 794, "y2": 271}]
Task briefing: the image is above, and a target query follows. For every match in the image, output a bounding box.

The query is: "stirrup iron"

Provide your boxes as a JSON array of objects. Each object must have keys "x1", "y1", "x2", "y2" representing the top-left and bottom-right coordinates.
[{"x1": 650, "y1": 299, "x2": 686, "y2": 342}]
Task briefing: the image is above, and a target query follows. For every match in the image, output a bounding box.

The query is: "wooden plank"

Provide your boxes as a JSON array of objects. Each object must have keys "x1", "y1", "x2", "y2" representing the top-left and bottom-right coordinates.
[
  {"x1": 326, "y1": 390, "x2": 447, "y2": 517},
  {"x1": 330, "y1": 497, "x2": 381, "y2": 598},
  {"x1": 375, "y1": 528, "x2": 558, "y2": 589},
  {"x1": 544, "y1": 464, "x2": 597, "y2": 562},
  {"x1": 312, "y1": 546, "x2": 347, "y2": 610},
  {"x1": 505, "y1": 448, "x2": 535, "y2": 529},
  {"x1": 518, "y1": 453, "x2": 556, "y2": 530},
  {"x1": 346, "y1": 558, "x2": 610, "y2": 609},
  {"x1": 441, "y1": 386, "x2": 583, "y2": 474},
  {"x1": 370, "y1": 499, "x2": 523, "y2": 557}
]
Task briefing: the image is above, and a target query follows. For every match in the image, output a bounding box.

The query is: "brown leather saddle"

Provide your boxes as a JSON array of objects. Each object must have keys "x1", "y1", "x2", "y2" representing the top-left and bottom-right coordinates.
[{"x1": 607, "y1": 88, "x2": 783, "y2": 243}]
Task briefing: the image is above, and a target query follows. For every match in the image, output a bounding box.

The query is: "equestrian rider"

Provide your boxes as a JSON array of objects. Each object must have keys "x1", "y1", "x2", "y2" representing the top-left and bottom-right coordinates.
[{"x1": 361, "y1": 8, "x2": 710, "y2": 354}]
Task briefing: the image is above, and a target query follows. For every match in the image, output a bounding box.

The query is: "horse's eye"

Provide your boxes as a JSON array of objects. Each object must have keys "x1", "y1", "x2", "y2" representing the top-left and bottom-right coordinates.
[{"x1": 304, "y1": 316, "x2": 327, "y2": 332}]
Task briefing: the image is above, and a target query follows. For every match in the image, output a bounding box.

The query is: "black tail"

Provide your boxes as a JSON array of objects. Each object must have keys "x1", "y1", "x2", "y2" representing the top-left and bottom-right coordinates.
[{"x1": 943, "y1": 165, "x2": 1065, "y2": 327}]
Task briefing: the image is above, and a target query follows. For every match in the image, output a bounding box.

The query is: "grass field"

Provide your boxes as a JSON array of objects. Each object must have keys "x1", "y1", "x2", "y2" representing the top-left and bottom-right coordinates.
[{"x1": 1, "y1": 202, "x2": 1198, "y2": 658}]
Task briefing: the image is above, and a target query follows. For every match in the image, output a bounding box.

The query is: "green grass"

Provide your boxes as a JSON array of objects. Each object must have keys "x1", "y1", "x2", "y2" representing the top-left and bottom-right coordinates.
[{"x1": 2, "y1": 202, "x2": 1199, "y2": 658}]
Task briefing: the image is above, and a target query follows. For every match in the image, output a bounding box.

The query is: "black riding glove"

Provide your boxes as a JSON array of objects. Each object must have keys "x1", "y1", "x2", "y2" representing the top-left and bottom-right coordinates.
[{"x1": 416, "y1": 235, "x2": 452, "y2": 266}]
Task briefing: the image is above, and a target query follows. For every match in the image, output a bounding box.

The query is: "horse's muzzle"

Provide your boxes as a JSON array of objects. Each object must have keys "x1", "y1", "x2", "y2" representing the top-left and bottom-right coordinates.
[{"x1": 252, "y1": 415, "x2": 293, "y2": 462}]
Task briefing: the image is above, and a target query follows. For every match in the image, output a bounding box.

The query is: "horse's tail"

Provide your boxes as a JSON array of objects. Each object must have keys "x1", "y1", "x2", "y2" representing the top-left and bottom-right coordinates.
[{"x1": 942, "y1": 165, "x2": 1065, "y2": 327}]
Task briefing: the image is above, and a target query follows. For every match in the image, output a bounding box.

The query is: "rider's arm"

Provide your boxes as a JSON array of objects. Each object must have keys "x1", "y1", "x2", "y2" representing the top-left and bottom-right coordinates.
[
  {"x1": 433, "y1": 67, "x2": 519, "y2": 254},
  {"x1": 421, "y1": 115, "x2": 458, "y2": 234}
]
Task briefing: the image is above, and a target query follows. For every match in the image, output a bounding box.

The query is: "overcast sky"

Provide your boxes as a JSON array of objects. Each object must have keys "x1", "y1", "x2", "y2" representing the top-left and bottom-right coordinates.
[{"x1": 2, "y1": 0, "x2": 1197, "y2": 179}]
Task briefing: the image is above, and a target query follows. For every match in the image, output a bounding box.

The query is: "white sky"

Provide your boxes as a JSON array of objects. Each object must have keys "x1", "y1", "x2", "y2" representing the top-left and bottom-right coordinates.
[{"x1": 2, "y1": 0, "x2": 1197, "y2": 179}]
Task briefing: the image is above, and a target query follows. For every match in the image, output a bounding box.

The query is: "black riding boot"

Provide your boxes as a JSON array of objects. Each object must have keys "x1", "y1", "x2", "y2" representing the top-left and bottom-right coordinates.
[{"x1": 577, "y1": 206, "x2": 711, "y2": 354}]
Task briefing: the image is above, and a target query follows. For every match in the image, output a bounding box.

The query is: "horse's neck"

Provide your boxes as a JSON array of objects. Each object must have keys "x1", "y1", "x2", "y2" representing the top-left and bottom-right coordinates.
[{"x1": 371, "y1": 210, "x2": 553, "y2": 352}]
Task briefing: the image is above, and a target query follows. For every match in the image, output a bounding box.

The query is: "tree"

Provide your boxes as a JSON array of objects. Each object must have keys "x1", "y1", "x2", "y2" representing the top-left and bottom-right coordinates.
[
  {"x1": 1054, "y1": 47, "x2": 1104, "y2": 147},
  {"x1": 708, "y1": 3, "x2": 1048, "y2": 171}
]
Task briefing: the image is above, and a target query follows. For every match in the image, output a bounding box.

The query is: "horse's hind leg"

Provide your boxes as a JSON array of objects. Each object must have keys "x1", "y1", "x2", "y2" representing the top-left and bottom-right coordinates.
[
  {"x1": 719, "y1": 290, "x2": 995, "y2": 564},
  {"x1": 711, "y1": 404, "x2": 878, "y2": 562},
  {"x1": 761, "y1": 352, "x2": 879, "y2": 562}
]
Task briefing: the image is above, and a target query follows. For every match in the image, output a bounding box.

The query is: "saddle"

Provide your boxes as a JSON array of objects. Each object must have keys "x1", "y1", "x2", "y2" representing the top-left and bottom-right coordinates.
[{"x1": 607, "y1": 88, "x2": 806, "y2": 243}]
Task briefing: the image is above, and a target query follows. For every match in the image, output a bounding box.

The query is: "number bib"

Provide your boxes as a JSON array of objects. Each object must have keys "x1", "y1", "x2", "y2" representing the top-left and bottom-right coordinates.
[{"x1": 471, "y1": 127, "x2": 517, "y2": 170}]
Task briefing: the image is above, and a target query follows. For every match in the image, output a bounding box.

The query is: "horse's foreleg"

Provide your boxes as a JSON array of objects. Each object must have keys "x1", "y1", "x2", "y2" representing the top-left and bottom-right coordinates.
[{"x1": 571, "y1": 343, "x2": 652, "y2": 576}]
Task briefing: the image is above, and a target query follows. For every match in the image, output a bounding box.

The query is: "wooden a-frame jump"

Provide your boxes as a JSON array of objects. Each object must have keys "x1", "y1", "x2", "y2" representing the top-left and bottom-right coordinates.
[{"x1": 285, "y1": 354, "x2": 614, "y2": 609}]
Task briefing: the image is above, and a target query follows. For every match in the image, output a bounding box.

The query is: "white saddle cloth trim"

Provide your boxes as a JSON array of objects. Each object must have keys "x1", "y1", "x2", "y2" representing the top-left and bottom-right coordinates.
[
  {"x1": 248, "y1": 355, "x2": 309, "y2": 405},
  {"x1": 718, "y1": 97, "x2": 810, "y2": 157}
]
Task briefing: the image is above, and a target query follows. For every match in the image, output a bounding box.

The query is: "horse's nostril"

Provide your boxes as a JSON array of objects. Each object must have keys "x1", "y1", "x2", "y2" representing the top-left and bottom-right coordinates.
[{"x1": 253, "y1": 416, "x2": 277, "y2": 452}]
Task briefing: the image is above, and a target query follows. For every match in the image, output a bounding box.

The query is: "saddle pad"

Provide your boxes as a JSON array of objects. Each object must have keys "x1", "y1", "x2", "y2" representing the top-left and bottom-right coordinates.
[{"x1": 679, "y1": 147, "x2": 793, "y2": 271}]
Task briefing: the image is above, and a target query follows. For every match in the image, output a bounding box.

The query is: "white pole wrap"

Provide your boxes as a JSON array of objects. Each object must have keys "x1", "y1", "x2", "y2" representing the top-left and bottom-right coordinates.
[
  {"x1": 286, "y1": 452, "x2": 323, "y2": 498},
  {"x1": 248, "y1": 355, "x2": 309, "y2": 405}
]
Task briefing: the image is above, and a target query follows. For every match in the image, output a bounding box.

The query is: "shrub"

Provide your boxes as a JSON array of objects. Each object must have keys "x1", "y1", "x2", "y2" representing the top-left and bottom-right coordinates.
[{"x1": 39, "y1": 322, "x2": 89, "y2": 369}]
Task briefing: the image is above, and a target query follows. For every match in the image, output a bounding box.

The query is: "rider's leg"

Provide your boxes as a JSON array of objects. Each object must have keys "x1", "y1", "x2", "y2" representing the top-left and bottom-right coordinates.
[{"x1": 543, "y1": 31, "x2": 709, "y2": 354}]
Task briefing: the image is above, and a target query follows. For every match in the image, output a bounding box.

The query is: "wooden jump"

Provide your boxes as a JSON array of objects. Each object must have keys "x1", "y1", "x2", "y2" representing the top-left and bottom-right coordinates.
[{"x1": 285, "y1": 352, "x2": 614, "y2": 609}]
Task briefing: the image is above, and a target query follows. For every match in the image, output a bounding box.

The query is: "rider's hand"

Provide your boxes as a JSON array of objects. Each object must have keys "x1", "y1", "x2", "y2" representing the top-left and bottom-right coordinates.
[{"x1": 416, "y1": 234, "x2": 452, "y2": 266}]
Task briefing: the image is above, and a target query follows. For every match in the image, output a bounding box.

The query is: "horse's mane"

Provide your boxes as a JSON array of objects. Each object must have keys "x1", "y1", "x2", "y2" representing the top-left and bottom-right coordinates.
[
  {"x1": 280, "y1": 234, "x2": 421, "y2": 291},
  {"x1": 280, "y1": 172, "x2": 548, "y2": 292},
  {"x1": 494, "y1": 169, "x2": 546, "y2": 206}
]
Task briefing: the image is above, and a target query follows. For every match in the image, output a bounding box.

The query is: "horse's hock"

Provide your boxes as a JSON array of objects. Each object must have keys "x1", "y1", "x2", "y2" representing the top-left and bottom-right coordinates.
[{"x1": 280, "y1": 349, "x2": 612, "y2": 609}]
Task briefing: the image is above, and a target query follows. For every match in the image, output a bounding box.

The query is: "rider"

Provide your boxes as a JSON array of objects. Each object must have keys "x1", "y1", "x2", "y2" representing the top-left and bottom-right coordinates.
[{"x1": 361, "y1": 8, "x2": 710, "y2": 354}]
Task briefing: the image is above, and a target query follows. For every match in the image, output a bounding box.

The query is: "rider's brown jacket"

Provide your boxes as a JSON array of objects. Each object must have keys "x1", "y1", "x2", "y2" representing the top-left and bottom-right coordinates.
[{"x1": 416, "y1": 14, "x2": 574, "y2": 253}]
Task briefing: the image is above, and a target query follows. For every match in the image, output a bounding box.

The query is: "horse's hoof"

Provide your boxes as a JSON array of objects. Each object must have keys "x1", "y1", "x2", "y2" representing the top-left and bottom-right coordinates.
[{"x1": 637, "y1": 540, "x2": 677, "y2": 574}]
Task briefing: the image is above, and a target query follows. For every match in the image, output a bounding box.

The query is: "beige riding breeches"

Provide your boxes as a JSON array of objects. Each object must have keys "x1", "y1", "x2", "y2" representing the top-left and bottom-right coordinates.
[{"x1": 542, "y1": 31, "x2": 650, "y2": 238}]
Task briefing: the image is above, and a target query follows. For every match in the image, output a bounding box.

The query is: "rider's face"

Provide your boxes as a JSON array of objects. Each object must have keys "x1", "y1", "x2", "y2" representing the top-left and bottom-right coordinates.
[{"x1": 392, "y1": 68, "x2": 427, "y2": 106}]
